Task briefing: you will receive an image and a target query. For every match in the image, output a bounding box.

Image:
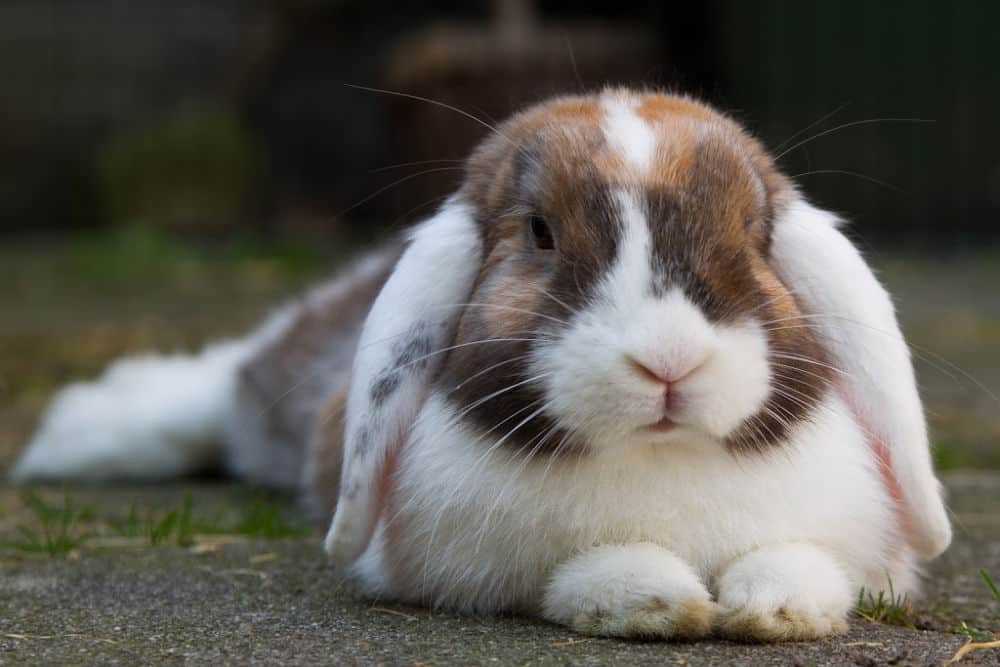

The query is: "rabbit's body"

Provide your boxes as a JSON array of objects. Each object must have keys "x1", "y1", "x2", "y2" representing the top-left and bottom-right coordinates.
[{"x1": 14, "y1": 89, "x2": 949, "y2": 642}]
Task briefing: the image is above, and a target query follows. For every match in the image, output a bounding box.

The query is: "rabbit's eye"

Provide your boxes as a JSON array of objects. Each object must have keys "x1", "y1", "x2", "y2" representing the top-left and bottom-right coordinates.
[{"x1": 530, "y1": 216, "x2": 555, "y2": 250}]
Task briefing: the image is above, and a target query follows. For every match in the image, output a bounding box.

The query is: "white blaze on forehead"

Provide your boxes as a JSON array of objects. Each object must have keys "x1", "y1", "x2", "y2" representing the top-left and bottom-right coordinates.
[{"x1": 601, "y1": 96, "x2": 656, "y2": 173}]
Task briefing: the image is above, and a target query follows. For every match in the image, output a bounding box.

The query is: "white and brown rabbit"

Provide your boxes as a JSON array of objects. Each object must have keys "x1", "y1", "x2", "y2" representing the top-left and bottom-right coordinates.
[{"x1": 13, "y1": 89, "x2": 951, "y2": 642}]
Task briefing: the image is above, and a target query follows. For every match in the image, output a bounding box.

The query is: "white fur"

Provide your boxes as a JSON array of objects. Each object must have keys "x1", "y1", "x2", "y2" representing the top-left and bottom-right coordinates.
[
  {"x1": 715, "y1": 543, "x2": 853, "y2": 640},
  {"x1": 543, "y1": 543, "x2": 714, "y2": 638},
  {"x1": 11, "y1": 340, "x2": 251, "y2": 480},
  {"x1": 770, "y1": 198, "x2": 951, "y2": 558},
  {"x1": 325, "y1": 199, "x2": 482, "y2": 565},
  {"x1": 601, "y1": 94, "x2": 655, "y2": 173}
]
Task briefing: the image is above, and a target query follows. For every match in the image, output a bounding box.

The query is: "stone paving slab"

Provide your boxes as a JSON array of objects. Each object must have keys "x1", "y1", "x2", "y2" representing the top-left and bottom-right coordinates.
[{"x1": 0, "y1": 473, "x2": 997, "y2": 666}]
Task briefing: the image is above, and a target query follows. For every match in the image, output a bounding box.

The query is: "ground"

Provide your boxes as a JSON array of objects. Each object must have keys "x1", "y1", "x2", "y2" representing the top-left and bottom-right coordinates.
[
  {"x1": 0, "y1": 235, "x2": 998, "y2": 665},
  {"x1": 0, "y1": 474, "x2": 998, "y2": 666}
]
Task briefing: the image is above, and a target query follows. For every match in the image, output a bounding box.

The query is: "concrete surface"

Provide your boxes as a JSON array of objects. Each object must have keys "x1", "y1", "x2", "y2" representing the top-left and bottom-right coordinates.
[{"x1": 0, "y1": 473, "x2": 997, "y2": 666}]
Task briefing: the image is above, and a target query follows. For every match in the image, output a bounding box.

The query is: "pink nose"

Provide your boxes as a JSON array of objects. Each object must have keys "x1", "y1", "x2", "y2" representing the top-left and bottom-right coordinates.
[
  {"x1": 627, "y1": 357, "x2": 704, "y2": 412},
  {"x1": 626, "y1": 356, "x2": 705, "y2": 389}
]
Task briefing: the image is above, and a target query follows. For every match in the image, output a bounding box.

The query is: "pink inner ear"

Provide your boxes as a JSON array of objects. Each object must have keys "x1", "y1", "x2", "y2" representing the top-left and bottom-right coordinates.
[
  {"x1": 376, "y1": 439, "x2": 400, "y2": 519},
  {"x1": 837, "y1": 386, "x2": 914, "y2": 551},
  {"x1": 370, "y1": 429, "x2": 404, "y2": 560}
]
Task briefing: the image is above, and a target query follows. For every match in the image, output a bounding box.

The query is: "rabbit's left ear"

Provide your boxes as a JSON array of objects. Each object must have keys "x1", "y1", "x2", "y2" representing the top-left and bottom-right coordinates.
[
  {"x1": 324, "y1": 200, "x2": 481, "y2": 565},
  {"x1": 770, "y1": 198, "x2": 951, "y2": 558}
]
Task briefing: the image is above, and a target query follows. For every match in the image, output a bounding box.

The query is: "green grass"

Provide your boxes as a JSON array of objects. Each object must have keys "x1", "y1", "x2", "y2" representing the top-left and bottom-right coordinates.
[
  {"x1": 3, "y1": 490, "x2": 313, "y2": 558},
  {"x1": 981, "y1": 569, "x2": 1000, "y2": 605},
  {"x1": 109, "y1": 492, "x2": 310, "y2": 545},
  {"x1": 953, "y1": 621, "x2": 995, "y2": 642},
  {"x1": 69, "y1": 222, "x2": 330, "y2": 286},
  {"x1": 933, "y1": 440, "x2": 977, "y2": 471},
  {"x1": 111, "y1": 495, "x2": 196, "y2": 547},
  {"x1": 856, "y1": 577, "x2": 913, "y2": 627},
  {"x1": 4, "y1": 492, "x2": 94, "y2": 557},
  {"x1": 230, "y1": 496, "x2": 311, "y2": 539},
  {"x1": 948, "y1": 570, "x2": 999, "y2": 641},
  {"x1": 859, "y1": 570, "x2": 1000, "y2": 637}
]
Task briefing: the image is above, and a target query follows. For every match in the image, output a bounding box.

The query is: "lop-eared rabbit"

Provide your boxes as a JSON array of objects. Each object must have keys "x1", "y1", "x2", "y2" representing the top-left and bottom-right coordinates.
[{"x1": 15, "y1": 89, "x2": 951, "y2": 642}]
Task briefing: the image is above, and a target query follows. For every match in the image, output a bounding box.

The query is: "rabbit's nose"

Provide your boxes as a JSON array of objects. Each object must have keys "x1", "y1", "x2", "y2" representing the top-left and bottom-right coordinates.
[{"x1": 624, "y1": 355, "x2": 707, "y2": 389}]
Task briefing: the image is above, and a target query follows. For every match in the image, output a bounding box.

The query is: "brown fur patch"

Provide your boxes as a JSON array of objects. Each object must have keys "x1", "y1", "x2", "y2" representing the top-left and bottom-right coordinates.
[
  {"x1": 303, "y1": 389, "x2": 347, "y2": 521},
  {"x1": 570, "y1": 595, "x2": 716, "y2": 639},
  {"x1": 715, "y1": 606, "x2": 850, "y2": 642},
  {"x1": 635, "y1": 94, "x2": 716, "y2": 125}
]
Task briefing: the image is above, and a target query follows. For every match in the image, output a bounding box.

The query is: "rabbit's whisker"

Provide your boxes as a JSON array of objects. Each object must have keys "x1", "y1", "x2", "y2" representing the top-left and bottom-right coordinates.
[
  {"x1": 450, "y1": 354, "x2": 539, "y2": 393},
  {"x1": 769, "y1": 361, "x2": 841, "y2": 386},
  {"x1": 772, "y1": 102, "x2": 850, "y2": 153},
  {"x1": 337, "y1": 166, "x2": 466, "y2": 218},
  {"x1": 371, "y1": 158, "x2": 465, "y2": 173},
  {"x1": 444, "y1": 371, "x2": 552, "y2": 427},
  {"x1": 380, "y1": 396, "x2": 548, "y2": 537},
  {"x1": 420, "y1": 399, "x2": 552, "y2": 594},
  {"x1": 791, "y1": 169, "x2": 905, "y2": 195},
  {"x1": 450, "y1": 302, "x2": 571, "y2": 327},
  {"x1": 761, "y1": 309, "x2": 1000, "y2": 407},
  {"x1": 774, "y1": 117, "x2": 934, "y2": 162},
  {"x1": 380, "y1": 337, "x2": 546, "y2": 378},
  {"x1": 769, "y1": 352, "x2": 850, "y2": 377},
  {"x1": 344, "y1": 83, "x2": 510, "y2": 143}
]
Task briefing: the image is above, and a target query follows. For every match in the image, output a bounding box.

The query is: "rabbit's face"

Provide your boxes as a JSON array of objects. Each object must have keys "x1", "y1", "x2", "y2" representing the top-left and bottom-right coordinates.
[{"x1": 438, "y1": 90, "x2": 829, "y2": 456}]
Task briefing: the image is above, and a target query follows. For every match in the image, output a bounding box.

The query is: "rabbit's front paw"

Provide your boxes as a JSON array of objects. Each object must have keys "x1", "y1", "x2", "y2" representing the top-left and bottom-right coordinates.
[
  {"x1": 543, "y1": 543, "x2": 716, "y2": 639},
  {"x1": 715, "y1": 543, "x2": 852, "y2": 642}
]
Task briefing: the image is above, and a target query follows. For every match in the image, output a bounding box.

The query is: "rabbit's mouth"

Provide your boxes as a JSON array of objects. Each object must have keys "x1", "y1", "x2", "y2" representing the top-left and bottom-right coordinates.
[{"x1": 644, "y1": 416, "x2": 677, "y2": 433}]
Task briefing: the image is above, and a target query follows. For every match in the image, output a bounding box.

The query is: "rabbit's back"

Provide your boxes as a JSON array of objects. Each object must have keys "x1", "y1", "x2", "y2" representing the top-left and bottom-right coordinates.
[{"x1": 223, "y1": 244, "x2": 401, "y2": 491}]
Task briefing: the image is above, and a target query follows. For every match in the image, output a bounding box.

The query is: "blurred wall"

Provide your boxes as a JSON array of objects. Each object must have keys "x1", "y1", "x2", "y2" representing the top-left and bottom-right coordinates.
[
  {"x1": 1, "y1": 0, "x2": 997, "y2": 243},
  {"x1": 0, "y1": 0, "x2": 249, "y2": 232},
  {"x1": 722, "y1": 1, "x2": 1000, "y2": 243}
]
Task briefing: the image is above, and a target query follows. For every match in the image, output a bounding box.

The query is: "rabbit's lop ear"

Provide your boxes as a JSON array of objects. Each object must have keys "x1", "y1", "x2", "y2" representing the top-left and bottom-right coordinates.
[
  {"x1": 324, "y1": 200, "x2": 481, "y2": 565},
  {"x1": 771, "y1": 198, "x2": 951, "y2": 558}
]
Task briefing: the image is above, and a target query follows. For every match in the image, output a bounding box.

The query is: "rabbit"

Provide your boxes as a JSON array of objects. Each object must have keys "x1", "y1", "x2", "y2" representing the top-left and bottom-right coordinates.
[{"x1": 13, "y1": 88, "x2": 951, "y2": 642}]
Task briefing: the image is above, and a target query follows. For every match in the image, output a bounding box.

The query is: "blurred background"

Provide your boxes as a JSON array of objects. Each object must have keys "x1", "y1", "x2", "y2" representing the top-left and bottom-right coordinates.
[{"x1": 1, "y1": 0, "x2": 998, "y2": 470}]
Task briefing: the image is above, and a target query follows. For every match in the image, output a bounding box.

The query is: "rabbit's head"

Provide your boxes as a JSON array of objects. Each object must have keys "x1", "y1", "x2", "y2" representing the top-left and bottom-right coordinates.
[{"x1": 434, "y1": 90, "x2": 826, "y2": 456}]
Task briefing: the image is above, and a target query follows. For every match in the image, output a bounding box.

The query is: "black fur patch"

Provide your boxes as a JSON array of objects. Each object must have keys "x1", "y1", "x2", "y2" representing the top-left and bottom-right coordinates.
[
  {"x1": 368, "y1": 324, "x2": 434, "y2": 406},
  {"x1": 351, "y1": 424, "x2": 373, "y2": 460}
]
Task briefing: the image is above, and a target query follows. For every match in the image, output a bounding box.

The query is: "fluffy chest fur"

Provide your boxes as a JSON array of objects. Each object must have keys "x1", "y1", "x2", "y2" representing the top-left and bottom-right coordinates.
[{"x1": 355, "y1": 390, "x2": 903, "y2": 614}]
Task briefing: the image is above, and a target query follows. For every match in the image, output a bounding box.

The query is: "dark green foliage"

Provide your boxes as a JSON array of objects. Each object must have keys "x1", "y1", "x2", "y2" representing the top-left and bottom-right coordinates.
[{"x1": 98, "y1": 105, "x2": 258, "y2": 231}]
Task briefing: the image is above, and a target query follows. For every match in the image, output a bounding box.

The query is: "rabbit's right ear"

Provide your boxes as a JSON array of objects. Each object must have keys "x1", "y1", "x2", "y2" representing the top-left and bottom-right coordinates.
[{"x1": 324, "y1": 200, "x2": 481, "y2": 566}]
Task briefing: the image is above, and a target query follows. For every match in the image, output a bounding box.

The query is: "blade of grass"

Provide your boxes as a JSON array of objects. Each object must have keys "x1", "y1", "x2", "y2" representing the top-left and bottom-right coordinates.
[{"x1": 981, "y1": 570, "x2": 1000, "y2": 604}]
